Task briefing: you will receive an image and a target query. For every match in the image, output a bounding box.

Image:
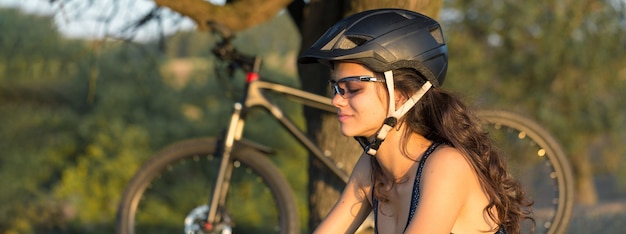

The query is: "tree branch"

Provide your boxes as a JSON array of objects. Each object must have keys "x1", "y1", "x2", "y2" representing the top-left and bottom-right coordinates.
[{"x1": 154, "y1": 0, "x2": 293, "y2": 32}]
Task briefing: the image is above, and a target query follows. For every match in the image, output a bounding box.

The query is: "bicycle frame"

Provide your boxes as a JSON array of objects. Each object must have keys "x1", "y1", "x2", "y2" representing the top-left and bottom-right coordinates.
[{"x1": 205, "y1": 65, "x2": 350, "y2": 225}]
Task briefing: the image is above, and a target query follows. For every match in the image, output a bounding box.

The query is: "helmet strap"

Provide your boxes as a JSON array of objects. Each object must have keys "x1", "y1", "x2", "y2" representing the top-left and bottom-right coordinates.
[
  {"x1": 384, "y1": 71, "x2": 396, "y2": 117},
  {"x1": 361, "y1": 71, "x2": 433, "y2": 156}
]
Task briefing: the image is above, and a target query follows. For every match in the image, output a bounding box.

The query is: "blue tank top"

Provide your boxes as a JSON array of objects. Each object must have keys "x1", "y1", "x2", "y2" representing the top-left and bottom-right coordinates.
[{"x1": 371, "y1": 143, "x2": 506, "y2": 234}]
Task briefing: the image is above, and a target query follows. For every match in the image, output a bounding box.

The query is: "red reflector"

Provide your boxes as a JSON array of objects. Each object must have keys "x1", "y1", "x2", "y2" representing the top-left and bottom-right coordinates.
[{"x1": 246, "y1": 72, "x2": 259, "y2": 82}]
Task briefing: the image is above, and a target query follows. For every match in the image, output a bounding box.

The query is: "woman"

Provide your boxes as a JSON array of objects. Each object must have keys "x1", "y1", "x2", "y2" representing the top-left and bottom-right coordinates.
[{"x1": 298, "y1": 8, "x2": 533, "y2": 234}]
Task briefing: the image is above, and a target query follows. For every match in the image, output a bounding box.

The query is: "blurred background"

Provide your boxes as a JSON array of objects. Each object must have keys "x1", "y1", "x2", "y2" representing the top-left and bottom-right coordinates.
[{"x1": 0, "y1": 0, "x2": 625, "y2": 233}]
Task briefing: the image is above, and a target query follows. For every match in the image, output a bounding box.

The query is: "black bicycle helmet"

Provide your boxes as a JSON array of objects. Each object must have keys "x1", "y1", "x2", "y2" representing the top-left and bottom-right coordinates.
[
  {"x1": 298, "y1": 8, "x2": 448, "y2": 87},
  {"x1": 299, "y1": 9, "x2": 448, "y2": 156}
]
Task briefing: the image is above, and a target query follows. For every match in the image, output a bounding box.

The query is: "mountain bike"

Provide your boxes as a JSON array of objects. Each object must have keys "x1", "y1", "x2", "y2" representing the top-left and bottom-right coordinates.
[{"x1": 115, "y1": 26, "x2": 574, "y2": 234}]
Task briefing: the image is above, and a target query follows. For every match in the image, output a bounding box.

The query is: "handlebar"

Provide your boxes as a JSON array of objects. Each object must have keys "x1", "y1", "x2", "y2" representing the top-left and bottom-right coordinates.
[{"x1": 207, "y1": 21, "x2": 257, "y2": 74}]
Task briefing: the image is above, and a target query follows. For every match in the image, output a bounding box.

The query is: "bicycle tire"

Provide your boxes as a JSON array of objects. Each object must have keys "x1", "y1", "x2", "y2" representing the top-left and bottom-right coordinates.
[
  {"x1": 116, "y1": 138, "x2": 299, "y2": 234},
  {"x1": 477, "y1": 110, "x2": 574, "y2": 234}
]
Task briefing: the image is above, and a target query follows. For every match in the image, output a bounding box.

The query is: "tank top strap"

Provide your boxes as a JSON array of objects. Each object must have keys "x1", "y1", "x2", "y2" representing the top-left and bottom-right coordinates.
[
  {"x1": 404, "y1": 142, "x2": 441, "y2": 232},
  {"x1": 372, "y1": 142, "x2": 441, "y2": 234}
]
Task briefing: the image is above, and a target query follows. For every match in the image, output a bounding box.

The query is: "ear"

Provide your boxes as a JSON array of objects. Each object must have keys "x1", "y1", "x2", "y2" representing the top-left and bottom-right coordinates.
[{"x1": 395, "y1": 92, "x2": 407, "y2": 110}]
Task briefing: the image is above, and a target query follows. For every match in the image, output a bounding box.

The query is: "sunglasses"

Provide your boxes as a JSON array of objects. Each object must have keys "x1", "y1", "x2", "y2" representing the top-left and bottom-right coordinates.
[{"x1": 329, "y1": 75, "x2": 386, "y2": 99}]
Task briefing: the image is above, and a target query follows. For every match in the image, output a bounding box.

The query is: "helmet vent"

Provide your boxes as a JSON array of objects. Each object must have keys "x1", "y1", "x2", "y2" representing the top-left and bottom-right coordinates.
[
  {"x1": 337, "y1": 36, "x2": 369, "y2": 49},
  {"x1": 430, "y1": 27, "x2": 444, "y2": 45}
]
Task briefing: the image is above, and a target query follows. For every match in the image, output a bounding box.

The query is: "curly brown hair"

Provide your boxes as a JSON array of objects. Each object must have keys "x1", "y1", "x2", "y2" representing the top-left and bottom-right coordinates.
[{"x1": 370, "y1": 68, "x2": 534, "y2": 233}]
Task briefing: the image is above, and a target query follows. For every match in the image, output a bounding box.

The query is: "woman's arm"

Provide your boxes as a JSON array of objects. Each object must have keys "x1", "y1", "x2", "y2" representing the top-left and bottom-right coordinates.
[{"x1": 313, "y1": 154, "x2": 374, "y2": 234}]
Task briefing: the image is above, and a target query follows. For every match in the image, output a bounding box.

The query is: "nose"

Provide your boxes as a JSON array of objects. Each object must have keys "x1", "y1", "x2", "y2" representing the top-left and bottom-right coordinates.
[{"x1": 331, "y1": 92, "x2": 347, "y2": 108}]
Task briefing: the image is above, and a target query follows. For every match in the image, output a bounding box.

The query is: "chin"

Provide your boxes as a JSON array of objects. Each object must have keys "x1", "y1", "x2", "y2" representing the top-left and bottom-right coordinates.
[
  {"x1": 339, "y1": 129, "x2": 355, "y2": 137},
  {"x1": 340, "y1": 126, "x2": 375, "y2": 138},
  {"x1": 339, "y1": 126, "x2": 357, "y2": 137}
]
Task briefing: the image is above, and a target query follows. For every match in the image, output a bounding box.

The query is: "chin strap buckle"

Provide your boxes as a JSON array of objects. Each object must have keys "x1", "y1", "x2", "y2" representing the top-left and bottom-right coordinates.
[{"x1": 358, "y1": 117, "x2": 397, "y2": 156}]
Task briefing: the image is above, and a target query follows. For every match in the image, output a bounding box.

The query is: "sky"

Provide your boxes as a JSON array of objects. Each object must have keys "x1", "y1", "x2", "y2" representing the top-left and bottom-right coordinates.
[{"x1": 0, "y1": 0, "x2": 206, "y2": 41}]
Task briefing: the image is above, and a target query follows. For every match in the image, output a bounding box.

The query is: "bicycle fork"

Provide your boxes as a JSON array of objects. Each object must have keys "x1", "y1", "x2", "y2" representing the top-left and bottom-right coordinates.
[{"x1": 205, "y1": 101, "x2": 246, "y2": 231}]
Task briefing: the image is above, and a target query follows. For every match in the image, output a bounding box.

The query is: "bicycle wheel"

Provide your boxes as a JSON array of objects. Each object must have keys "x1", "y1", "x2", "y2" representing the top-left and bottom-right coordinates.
[
  {"x1": 116, "y1": 138, "x2": 299, "y2": 234},
  {"x1": 477, "y1": 110, "x2": 574, "y2": 234}
]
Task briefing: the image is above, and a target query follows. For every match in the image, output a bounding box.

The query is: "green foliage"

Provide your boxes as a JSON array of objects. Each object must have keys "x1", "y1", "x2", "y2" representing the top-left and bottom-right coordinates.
[
  {"x1": 444, "y1": 0, "x2": 626, "y2": 190},
  {"x1": 0, "y1": 6, "x2": 306, "y2": 233}
]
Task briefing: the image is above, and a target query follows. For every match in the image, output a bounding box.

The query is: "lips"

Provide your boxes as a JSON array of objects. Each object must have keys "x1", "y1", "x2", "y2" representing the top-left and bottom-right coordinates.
[{"x1": 337, "y1": 113, "x2": 352, "y2": 122}]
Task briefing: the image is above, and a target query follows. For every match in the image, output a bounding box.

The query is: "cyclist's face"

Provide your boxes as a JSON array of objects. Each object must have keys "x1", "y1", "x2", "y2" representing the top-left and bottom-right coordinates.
[{"x1": 331, "y1": 62, "x2": 388, "y2": 137}]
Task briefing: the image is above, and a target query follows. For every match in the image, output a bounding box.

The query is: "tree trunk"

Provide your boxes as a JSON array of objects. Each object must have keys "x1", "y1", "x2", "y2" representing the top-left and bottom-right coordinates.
[
  {"x1": 572, "y1": 151, "x2": 598, "y2": 205},
  {"x1": 296, "y1": 0, "x2": 355, "y2": 228}
]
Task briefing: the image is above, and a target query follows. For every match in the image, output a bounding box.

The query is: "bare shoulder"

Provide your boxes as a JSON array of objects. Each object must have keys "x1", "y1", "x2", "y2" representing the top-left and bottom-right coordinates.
[
  {"x1": 407, "y1": 145, "x2": 482, "y2": 233},
  {"x1": 424, "y1": 145, "x2": 474, "y2": 177}
]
